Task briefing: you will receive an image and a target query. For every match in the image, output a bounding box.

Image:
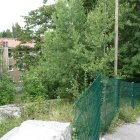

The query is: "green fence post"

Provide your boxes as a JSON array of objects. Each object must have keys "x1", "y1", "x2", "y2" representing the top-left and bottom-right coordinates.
[
  {"x1": 98, "y1": 76, "x2": 102, "y2": 140},
  {"x1": 116, "y1": 79, "x2": 120, "y2": 110},
  {"x1": 131, "y1": 82, "x2": 135, "y2": 109}
]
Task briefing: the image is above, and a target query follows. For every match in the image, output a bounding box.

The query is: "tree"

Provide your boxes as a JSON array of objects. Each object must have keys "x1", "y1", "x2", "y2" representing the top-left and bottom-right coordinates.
[
  {"x1": 118, "y1": 0, "x2": 140, "y2": 81},
  {"x1": 84, "y1": 0, "x2": 140, "y2": 81},
  {"x1": 0, "y1": 32, "x2": 2, "y2": 38},
  {"x1": 22, "y1": 4, "x2": 55, "y2": 43},
  {"x1": 84, "y1": 0, "x2": 116, "y2": 76},
  {"x1": 22, "y1": 0, "x2": 140, "y2": 101},
  {"x1": 28, "y1": 0, "x2": 87, "y2": 99},
  {"x1": 12, "y1": 23, "x2": 22, "y2": 38},
  {"x1": 83, "y1": 0, "x2": 97, "y2": 13},
  {"x1": 12, "y1": 4, "x2": 55, "y2": 64},
  {"x1": 0, "y1": 29, "x2": 12, "y2": 38}
]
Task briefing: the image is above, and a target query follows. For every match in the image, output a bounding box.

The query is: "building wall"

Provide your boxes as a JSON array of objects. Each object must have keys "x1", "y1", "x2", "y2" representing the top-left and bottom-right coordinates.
[
  {"x1": 0, "y1": 38, "x2": 34, "y2": 86},
  {"x1": 0, "y1": 48, "x2": 3, "y2": 74}
]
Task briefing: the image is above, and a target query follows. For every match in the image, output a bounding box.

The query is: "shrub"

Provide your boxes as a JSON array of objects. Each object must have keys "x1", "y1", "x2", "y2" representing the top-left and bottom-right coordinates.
[
  {"x1": 22, "y1": 69, "x2": 46, "y2": 101},
  {"x1": 119, "y1": 108, "x2": 137, "y2": 123},
  {"x1": 0, "y1": 74, "x2": 15, "y2": 105}
]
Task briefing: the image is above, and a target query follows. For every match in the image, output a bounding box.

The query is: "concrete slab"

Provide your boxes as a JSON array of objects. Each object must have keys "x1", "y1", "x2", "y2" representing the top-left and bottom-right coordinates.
[{"x1": 0, "y1": 120, "x2": 71, "y2": 140}]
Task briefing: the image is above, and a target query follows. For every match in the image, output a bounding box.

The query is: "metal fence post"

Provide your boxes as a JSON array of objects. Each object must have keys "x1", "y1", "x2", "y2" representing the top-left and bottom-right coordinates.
[
  {"x1": 116, "y1": 79, "x2": 120, "y2": 110},
  {"x1": 98, "y1": 75, "x2": 102, "y2": 140},
  {"x1": 131, "y1": 82, "x2": 135, "y2": 109}
]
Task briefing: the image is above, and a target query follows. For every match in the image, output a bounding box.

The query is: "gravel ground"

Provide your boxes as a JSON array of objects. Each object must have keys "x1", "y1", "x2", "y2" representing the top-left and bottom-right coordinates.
[{"x1": 102, "y1": 118, "x2": 140, "y2": 140}]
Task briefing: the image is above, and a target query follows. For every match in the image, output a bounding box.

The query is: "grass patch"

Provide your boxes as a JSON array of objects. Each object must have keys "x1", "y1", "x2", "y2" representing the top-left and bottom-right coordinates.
[
  {"x1": 0, "y1": 98, "x2": 74, "y2": 137},
  {"x1": 0, "y1": 118, "x2": 23, "y2": 137},
  {"x1": 119, "y1": 108, "x2": 137, "y2": 123}
]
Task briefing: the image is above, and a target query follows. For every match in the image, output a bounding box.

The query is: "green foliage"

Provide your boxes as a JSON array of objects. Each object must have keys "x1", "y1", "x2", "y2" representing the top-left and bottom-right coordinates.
[
  {"x1": 82, "y1": 0, "x2": 97, "y2": 13},
  {"x1": 0, "y1": 74, "x2": 15, "y2": 105},
  {"x1": 0, "y1": 32, "x2": 2, "y2": 38},
  {"x1": 42, "y1": 0, "x2": 87, "y2": 98},
  {"x1": 24, "y1": 4, "x2": 55, "y2": 31},
  {"x1": 22, "y1": 69, "x2": 46, "y2": 101},
  {"x1": 13, "y1": 45, "x2": 40, "y2": 71},
  {"x1": 11, "y1": 4, "x2": 56, "y2": 76},
  {"x1": 119, "y1": 108, "x2": 137, "y2": 123},
  {"x1": 118, "y1": 0, "x2": 140, "y2": 81},
  {"x1": 21, "y1": 99, "x2": 73, "y2": 122},
  {"x1": 12, "y1": 23, "x2": 22, "y2": 39},
  {"x1": 22, "y1": 0, "x2": 116, "y2": 99},
  {"x1": 0, "y1": 29, "x2": 13, "y2": 38},
  {"x1": 18, "y1": 4, "x2": 55, "y2": 43},
  {"x1": 84, "y1": 0, "x2": 115, "y2": 76},
  {"x1": 18, "y1": 0, "x2": 140, "y2": 100},
  {"x1": 0, "y1": 118, "x2": 23, "y2": 137}
]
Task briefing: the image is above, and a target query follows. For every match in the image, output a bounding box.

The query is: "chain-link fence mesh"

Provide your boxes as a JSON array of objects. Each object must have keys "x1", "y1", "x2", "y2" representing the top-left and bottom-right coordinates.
[
  {"x1": 100, "y1": 78, "x2": 119, "y2": 134},
  {"x1": 74, "y1": 74, "x2": 102, "y2": 140},
  {"x1": 134, "y1": 83, "x2": 140, "y2": 107},
  {"x1": 120, "y1": 80, "x2": 132, "y2": 108},
  {"x1": 74, "y1": 75, "x2": 140, "y2": 140}
]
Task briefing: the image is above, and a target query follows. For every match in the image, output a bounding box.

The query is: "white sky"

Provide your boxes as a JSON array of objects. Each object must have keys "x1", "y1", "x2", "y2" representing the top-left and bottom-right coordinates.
[{"x1": 0, "y1": 0, "x2": 55, "y2": 31}]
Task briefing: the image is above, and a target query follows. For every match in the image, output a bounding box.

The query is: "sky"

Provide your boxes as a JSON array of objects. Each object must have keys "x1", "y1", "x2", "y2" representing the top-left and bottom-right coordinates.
[{"x1": 0, "y1": 0, "x2": 55, "y2": 31}]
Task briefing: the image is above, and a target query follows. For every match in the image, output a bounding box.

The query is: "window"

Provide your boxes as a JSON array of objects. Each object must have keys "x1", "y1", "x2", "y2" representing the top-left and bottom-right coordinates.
[
  {"x1": 18, "y1": 51, "x2": 24, "y2": 58},
  {"x1": 17, "y1": 63, "x2": 25, "y2": 71},
  {"x1": 18, "y1": 52, "x2": 22, "y2": 55},
  {"x1": 19, "y1": 75, "x2": 23, "y2": 83},
  {"x1": 6, "y1": 41, "x2": 8, "y2": 47},
  {"x1": 9, "y1": 65, "x2": 14, "y2": 71},
  {"x1": 8, "y1": 49, "x2": 13, "y2": 58},
  {"x1": 3, "y1": 41, "x2": 8, "y2": 47}
]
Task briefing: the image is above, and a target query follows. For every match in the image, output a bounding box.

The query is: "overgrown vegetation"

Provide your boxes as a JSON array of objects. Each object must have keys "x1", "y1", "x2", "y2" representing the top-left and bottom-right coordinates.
[
  {"x1": 0, "y1": 0, "x2": 140, "y2": 137},
  {"x1": 0, "y1": 99, "x2": 73, "y2": 137},
  {"x1": 1, "y1": 0, "x2": 139, "y2": 101},
  {"x1": 14, "y1": 0, "x2": 139, "y2": 100}
]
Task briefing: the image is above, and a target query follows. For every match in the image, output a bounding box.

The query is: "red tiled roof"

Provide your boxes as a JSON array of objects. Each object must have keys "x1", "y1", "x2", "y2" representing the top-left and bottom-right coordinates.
[{"x1": 0, "y1": 38, "x2": 35, "y2": 48}]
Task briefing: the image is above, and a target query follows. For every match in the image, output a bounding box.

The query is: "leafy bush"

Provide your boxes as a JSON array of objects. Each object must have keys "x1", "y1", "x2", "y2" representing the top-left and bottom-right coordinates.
[
  {"x1": 22, "y1": 69, "x2": 46, "y2": 101},
  {"x1": 0, "y1": 74, "x2": 15, "y2": 105}
]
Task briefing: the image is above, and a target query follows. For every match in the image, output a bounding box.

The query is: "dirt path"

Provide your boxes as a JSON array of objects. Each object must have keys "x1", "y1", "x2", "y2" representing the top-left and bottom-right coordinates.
[{"x1": 102, "y1": 118, "x2": 140, "y2": 140}]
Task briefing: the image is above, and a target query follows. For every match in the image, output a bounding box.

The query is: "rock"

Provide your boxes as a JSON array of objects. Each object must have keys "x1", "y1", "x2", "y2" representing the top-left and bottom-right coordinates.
[{"x1": 0, "y1": 105, "x2": 21, "y2": 121}]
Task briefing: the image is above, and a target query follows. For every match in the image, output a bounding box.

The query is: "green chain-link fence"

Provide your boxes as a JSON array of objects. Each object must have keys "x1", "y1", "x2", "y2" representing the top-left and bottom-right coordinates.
[
  {"x1": 74, "y1": 75, "x2": 140, "y2": 140},
  {"x1": 74, "y1": 74, "x2": 102, "y2": 140}
]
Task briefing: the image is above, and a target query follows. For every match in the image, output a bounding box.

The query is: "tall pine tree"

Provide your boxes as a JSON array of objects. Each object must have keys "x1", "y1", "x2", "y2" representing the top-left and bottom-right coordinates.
[{"x1": 42, "y1": 0, "x2": 87, "y2": 98}]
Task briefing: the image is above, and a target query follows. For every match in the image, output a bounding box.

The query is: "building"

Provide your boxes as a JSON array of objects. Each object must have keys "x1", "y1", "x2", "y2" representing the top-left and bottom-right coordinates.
[{"x1": 0, "y1": 38, "x2": 35, "y2": 86}]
